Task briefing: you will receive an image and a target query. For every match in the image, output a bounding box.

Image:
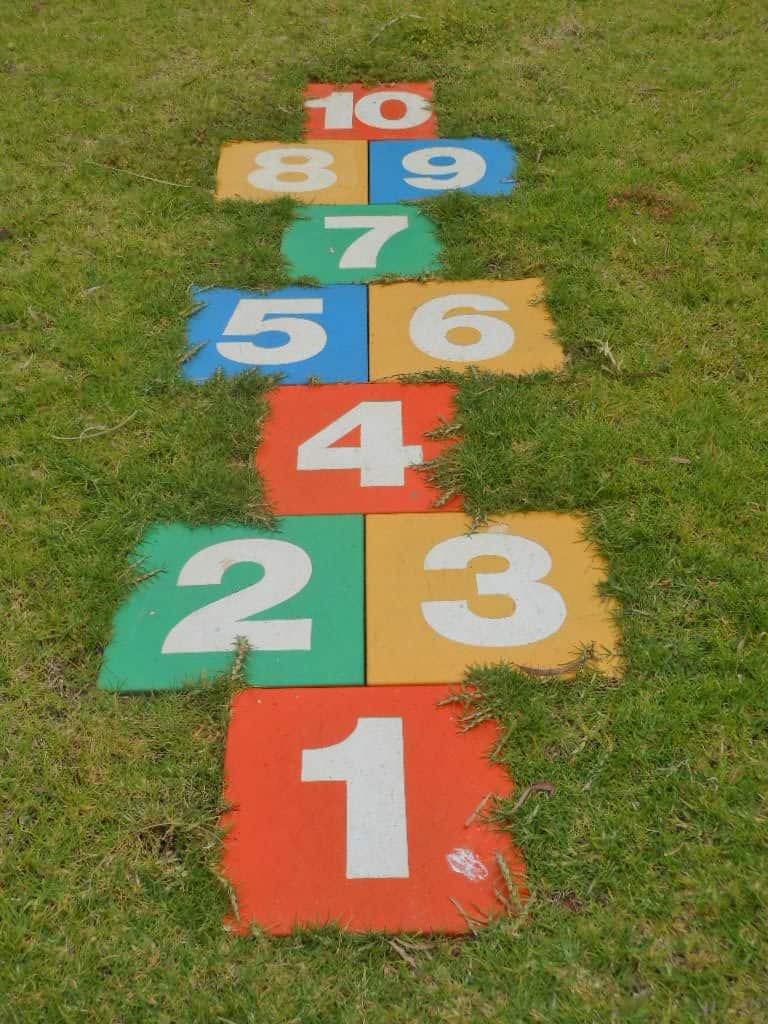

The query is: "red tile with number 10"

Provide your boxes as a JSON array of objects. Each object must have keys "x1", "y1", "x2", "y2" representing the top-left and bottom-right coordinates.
[
  {"x1": 256, "y1": 382, "x2": 460, "y2": 514},
  {"x1": 304, "y1": 82, "x2": 437, "y2": 140},
  {"x1": 221, "y1": 685, "x2": 527, "y2": 934}
]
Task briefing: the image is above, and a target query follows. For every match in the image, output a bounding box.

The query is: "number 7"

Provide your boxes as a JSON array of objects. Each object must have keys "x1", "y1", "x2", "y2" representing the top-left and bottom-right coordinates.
[{"x1": 323, "y1": 214, "x2": 409, "y2": 269}]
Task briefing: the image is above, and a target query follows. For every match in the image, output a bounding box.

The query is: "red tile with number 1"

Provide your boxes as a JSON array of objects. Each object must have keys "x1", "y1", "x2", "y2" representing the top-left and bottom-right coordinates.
[{"x1": 221, "y1": 685, "x2": 527, "y2": 934}]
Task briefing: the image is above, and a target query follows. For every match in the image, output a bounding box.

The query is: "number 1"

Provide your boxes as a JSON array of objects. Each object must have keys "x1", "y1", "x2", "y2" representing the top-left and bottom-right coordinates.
[{"x1": 301, "y1": 717, "x2": 409, "y2": 879}]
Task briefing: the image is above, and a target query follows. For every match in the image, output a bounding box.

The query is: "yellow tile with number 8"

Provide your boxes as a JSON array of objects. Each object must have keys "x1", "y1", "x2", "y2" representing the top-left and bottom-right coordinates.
[
  {"x1": 216, "y1": 140, "x2": 368, "y2": 203},
  {"x1": 365, "y1": 512, "x2": 621, "y2": 684}
]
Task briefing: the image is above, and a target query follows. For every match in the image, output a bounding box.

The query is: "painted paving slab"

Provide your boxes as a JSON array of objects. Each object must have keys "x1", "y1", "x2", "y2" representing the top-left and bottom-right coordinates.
[
  {"x1": 281, "y1": 203, "x2": 441, "y2": 283},
  {"x1": 366, "y1": 512, "x2": 620, "y2": 684},
  {"x1": 182, "y1": 285, "x2": 368, "y2": 384},
  {"x1": 221, "y1": 685, "x2": 526, "y2": 934},
  {"x1": 369, "y1": 138, "x2": 517, "y2": 202},
  {"x1": 256, "y1": 382, "x2": 460, "y2": 514},
  {"x1": 368, "y1": 278, "x2": 564, "y2": 377},
  {"x1": 98, "y1": 518, "x2": 365, "y2": 691},
  {"x1": 304, "y1": 82, "x2": 437, "y2": 140}
]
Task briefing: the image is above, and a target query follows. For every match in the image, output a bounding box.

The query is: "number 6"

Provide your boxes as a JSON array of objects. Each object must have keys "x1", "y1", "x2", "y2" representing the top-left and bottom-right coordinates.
[{"x1": 410, "y1": 293, "x2": 515, "y2": 362}]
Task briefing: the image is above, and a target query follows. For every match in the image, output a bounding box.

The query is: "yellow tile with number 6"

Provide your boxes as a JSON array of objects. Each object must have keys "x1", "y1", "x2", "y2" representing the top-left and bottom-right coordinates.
[
  {"x1": 365, "y1": 512, "x2": 620, "y2": 684},
  {"x1": 216, "y1": 140, "x2": 368, "y2": 203},
  {"x1": 369, "y1": 278, "x2": 564, "y2": 378}
]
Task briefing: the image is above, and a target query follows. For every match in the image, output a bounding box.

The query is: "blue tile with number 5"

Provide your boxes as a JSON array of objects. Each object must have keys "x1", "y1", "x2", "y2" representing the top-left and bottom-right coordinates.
[
  {"x1": 182, "y1": 284, "x2": 368, "y2": 383},
  {"x1": 369, "y1": 138, "x2": 517, "y2": 203}
]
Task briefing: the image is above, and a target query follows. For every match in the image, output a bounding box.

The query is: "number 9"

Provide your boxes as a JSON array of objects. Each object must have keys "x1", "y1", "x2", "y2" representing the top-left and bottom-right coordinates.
[{"x1": 402, "y1": 146, "x2": 487, "y2": 191}]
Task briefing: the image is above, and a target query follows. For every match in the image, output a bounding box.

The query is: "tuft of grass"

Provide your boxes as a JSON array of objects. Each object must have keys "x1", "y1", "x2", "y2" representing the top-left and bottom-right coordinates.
[{"x1": 2, "y1": 0, "x2": 767, "y2": 1020}]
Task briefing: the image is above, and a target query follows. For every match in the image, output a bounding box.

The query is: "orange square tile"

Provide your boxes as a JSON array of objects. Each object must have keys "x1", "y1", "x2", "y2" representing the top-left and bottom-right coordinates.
[
  {"x1": 369, "y1": 278, "x2": 564, "y2": 377},
  {"x1": 220, "y1": 685, "x2": 526, "y2": 934},
  {"x1": 256, "y1": 382, "x2": 461, "y2": 515},
  {"x1": 304, "y1": 82, "x2": 436, "y2": 140},
  {"x1": 215, "y1": 140, "x2": 368, "y2": 203},
  {"x1": 366, "y1": 512, "x2": 620, "y2": 684}
]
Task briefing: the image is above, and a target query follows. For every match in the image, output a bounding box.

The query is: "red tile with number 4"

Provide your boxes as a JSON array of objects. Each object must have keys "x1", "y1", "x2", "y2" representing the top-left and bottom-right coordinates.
[
  {"x1": 221, "y1": 685, "x2": 527, "y2": 934},
  {"x1": 304, "y1": 82, "x2": 437, "y2": 140},
  {"x1": 256, "y1": 382, "x2": 460, "y2": 514}
]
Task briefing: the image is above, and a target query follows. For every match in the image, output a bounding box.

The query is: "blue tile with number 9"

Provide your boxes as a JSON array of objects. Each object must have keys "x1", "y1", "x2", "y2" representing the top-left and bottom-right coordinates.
[
  {"x1": 369, "y1": 138, "x2": 517, "y2": 203},
  {"x1": 182, "y1": 284, "x2": 368, "y2": 383}
]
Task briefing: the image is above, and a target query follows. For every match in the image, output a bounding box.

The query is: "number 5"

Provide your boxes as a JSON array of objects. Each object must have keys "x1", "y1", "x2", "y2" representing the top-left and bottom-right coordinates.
[
  {"x1": 324, "y1": 214, "x2": 409, "y2": 268},
  {"x1": 219, "y1": 298, "x2": 326, "y2": 365},
  {"x1": 421, "y1": 534, "x2": 566, "y2": 646}
]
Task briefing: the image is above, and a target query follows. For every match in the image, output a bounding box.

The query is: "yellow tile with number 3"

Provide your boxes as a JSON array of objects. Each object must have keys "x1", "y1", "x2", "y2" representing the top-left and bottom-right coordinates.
[
  {"x1": 365, "y1": 512, "x2": 620, "y2": 684},
  {"x1": 215, "y1": 140, "x2": 368, "y2": 203},
  {"x1": 369, "y1": 278, "x2": 564, "y2": 378}
]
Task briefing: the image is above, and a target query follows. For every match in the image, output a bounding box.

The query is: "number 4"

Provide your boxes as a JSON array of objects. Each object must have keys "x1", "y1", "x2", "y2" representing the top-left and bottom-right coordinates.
[{"x1": 297, "y1": 401, "x2": 423, "y2": 486}]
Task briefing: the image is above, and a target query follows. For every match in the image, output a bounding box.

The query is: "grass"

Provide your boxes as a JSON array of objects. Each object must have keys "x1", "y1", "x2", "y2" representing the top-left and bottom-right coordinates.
[{"x1": 2, "y1": 0, "x2": 767, "y2": 1019}]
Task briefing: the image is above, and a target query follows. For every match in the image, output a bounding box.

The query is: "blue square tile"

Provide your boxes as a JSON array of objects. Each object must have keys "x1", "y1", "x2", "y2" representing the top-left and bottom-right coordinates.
[
  {"x1": 182, "y1": 284, "x2": 368, "y2": 383},
  {"x1": 369, "y1": 138, "x2": 517, "y2": 203}
]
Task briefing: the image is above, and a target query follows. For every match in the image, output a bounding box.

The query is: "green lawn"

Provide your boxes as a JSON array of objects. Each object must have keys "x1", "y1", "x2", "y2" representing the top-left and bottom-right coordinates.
[{"x1": 2, "y1": 1, "x2": 767, "y2": 1020}]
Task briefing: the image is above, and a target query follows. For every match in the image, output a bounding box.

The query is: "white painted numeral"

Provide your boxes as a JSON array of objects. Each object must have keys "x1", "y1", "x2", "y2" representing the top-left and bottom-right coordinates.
[
  {"x1": 218, "y1": 298, "x2": 326, "y2": 365},
  {"x1": 297, "y1": 401, "x2": 422, "y2": 486},
  {"x1": 421, "y1": 534, "x2": 566, "y2": 646},
  {"x1": 354, "y1": 91, "x2": 431, "y2": 130},
  {"x1": 162, "y1": 539, "x2": 312, "y2": 653},
  {"x1": 301, "y1": 717, "x2": 409, "y2": 879},
  {"x1": 324, "y1": 214, "x2": 409, "y2": 268},
  {"x1": 305, "y1": 91, "x2": 356, "y2": 129},
  {"x1": 306, "y1": 90, "x2": 431, "y2": 131},
  {"x1": 402, "y1": 146, "x2": 486, "y2": 191},
  {"x1": 247, "y1": 147, "x2": 337, "y2": 192},
  {"x1": 410, "y1": 293, "x2": 515, "y2": 362}
]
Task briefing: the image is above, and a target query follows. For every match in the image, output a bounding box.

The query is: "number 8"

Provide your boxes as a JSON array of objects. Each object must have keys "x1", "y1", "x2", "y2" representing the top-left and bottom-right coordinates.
[{"x1": 248, "y1": 147, "x2": 337, "y2": 192}]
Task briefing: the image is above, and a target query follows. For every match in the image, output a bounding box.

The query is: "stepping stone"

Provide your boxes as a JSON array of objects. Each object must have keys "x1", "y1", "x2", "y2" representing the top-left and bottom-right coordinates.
[
  {"x1": 282, "y1": 203, "x2": 442, "y2": 284},
  {"x1": 365, "y1": 512, "x2": 621, "y2": 684},
  {"x1": 98, "y1": 518, "x2": 364, "y2": 691},
  {"x1": 215, "y1": 140, "x2": 368, "y2": 204},
  {"x1": 304, "y1": 82, "x2": 436, "y2": 139},
  {"x1": 220, "y1": 685, "x2": 526, "y2": 934},
  {"x1": 256, "y1": 381, "x2": 461, "y2": 514},
  {"x1": 182, "y1": 285, "x2": 368, "y2": 384},
  {"x1": 368, "y1": 278, "x2": 564, "y2": 377},
  {"x1": 369, "y1": 137, "x2": 517, "y2": 202}
]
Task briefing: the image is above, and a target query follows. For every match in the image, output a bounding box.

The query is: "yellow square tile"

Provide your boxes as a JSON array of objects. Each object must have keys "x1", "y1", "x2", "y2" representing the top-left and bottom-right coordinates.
[
  {"x1": 369, "y1": 278, "x2": 564, "y2": 377},
  {"x1": 215, "y1": 140, "x2": 368, "y2": 203},
  {"x1": 366, "y1": 512, "x2": 620, "y2": 684}
]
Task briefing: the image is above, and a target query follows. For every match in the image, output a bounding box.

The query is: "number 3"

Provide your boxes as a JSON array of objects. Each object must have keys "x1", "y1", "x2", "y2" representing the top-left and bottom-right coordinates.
[{"x1": 421, "y1": 534, "x2": 566, "y2": 646}]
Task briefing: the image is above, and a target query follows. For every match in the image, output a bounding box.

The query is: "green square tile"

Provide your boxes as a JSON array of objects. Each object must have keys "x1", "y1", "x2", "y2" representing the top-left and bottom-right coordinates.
[
  {"x1": 281, "y1": 203, "x2": 442, "y2": 283},
  {"x1": 98, "y1": 517, "x2": 364, "y2": 691}
]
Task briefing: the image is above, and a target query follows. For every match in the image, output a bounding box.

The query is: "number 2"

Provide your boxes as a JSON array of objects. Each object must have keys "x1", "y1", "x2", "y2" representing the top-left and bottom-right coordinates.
[
  {"x1": 301, "y1": 717, "x2": 409, "y2": 879},
  {"x1": 323, "y1": 214, "x2": 409, "y2": 268},
  {"x1": 421, "y1": 534, "x2": 566, "y2": 646},
  {"x1": 297, "y1": 401, "x2": 423, "y2": 486},
  {"x1": 162, "y1": 539, "x2": 312, "y2": 654}
]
